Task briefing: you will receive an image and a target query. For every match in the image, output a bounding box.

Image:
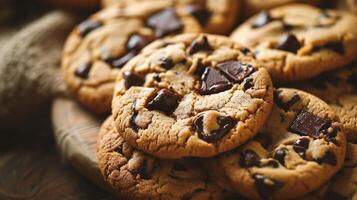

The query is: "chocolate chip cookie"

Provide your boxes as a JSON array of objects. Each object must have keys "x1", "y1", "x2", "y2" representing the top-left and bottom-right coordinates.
[
  {"x1": 101, "y1": 0, "x2": 239, "y2": 35},
  {"x1": 62, "y1": 0, "x2": 201, "y2": 113},
  {"x1": 231, "y1": 4, "x2": 357, "y2": 83},
  {"x1": 112, "y1": 33, "x2": 274, "y2": 159},
  {"x1": 295, "y1": 62, "x2": 357, "y2": 143},
  {"x1": 240, "y1": 0, "x2": 322, "y2": 19},
  {"x1": 205, "y1": 88, "x2": 346, "y2": 199},
  {"x1": 97, "y1": 117, "x2": 231, "y2": 200}
]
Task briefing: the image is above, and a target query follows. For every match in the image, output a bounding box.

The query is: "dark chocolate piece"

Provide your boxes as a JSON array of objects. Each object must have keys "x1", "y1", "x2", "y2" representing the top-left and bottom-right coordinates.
[
  {"x1": 146, "y1": 8, "x2": 183, "y2": 38},
  {"x1": 217, "y1": 61, "x2": 255, "y2": 83},
  {"x1": 276, "y1": 34, "x2": 301, "y2": 54},
  {"x1": 240, "y1": 149, "x2": 261, "y2": 167},
  {"x1": 200, "y1": 68, "x2": 232, "y2": 95},
  {"x1": 78, "y1": 20, "x2": 102, "y2": 37},
  {"x1": 147, "y1": 89, "x2": 179, "y2": 115},
  {"x1": 75, "y1": 62, "x2": 91, "y2": 79}
]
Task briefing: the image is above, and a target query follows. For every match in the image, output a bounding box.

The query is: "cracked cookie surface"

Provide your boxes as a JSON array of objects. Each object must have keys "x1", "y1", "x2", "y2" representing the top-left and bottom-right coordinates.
[
  {"x1": 295, "y1": 62, "x2": 357, "y2": 143},
  {"x1": 101, "y1": 0, "x2": 239, "y2": 35},
  {"x1": 62, "y1": 0, "x2": 201, "y2": 113},
  {"x1": 112, "y1": 33, "x2": 274, "y2": 159},
  {"x1": 204, "y1": 88, "x2": 346, "y2": 199},
  {"x1": 97, "y1": 117, "x2": 231, "y2": 200},
  {"x1": 231, "y1": 4, "x2": 357, "y2": 83}
]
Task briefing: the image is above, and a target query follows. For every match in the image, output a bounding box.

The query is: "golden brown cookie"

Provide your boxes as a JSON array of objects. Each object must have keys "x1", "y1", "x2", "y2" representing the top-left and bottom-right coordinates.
[
  {"x1": 231, "y1": 4, "x2": 357, "y2": 83},
  {"x1": 97, "y1": 117, "x2": 232, "y2": 200},
  {"x1": 101, "y1": 0, "x2": 240, "y2": 34},
  {"x1": 62, "y1": 0, "x2": 201, "y2": 113},
  {"x1": 204, "y1": 88, "x2": 346, "y2": 199},
  {"x1": 112, "y1": 33, "x2": 274, "y2": 159}
]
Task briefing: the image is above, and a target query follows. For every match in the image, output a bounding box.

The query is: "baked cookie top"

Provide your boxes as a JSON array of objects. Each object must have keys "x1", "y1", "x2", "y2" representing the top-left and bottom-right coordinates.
[
  {"x1": 62, "y1": 0, "x2": 201, "y2": 113},
  {"x1": 295, "y1": 62, "x2": 357, "y2": 143},
  {"x1": 231, "y1": 4, "x2": 357, "y2": 82},
  {"x1": 101, "y1": 0, "x2": 240, "y2": 35},
  {"x1": 205, "y1": 88, "x2": 346, "y2": 199},
  {"x1": 97, "y1": 117, "x2": 231, "y2": 200},
  {"x1": 112, "y1": 33, "x2": 274, "y2": 159}
]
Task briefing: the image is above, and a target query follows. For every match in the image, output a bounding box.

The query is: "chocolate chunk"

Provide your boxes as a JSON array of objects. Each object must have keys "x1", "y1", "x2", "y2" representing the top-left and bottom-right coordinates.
[
  {"x1": 188, "y1": 36, "x2": 213, "y2": 55},
  {"x1": 109, "y1": 51, "x2": 136, "y2": 69},
  {"x1": 194, "y1": 114, "x2": 236, "y2": 143},
  {"x1": 146, "y1": 8, "x2": 183, "y2": 38},
  {"x1": 200, "y1": 68, "x2": 232, "y2": 95},
  {"x1": 275, "y1": 92, "x2": 301, "y2": 111},
  {"x1": 243, "y1": 77, "x2": 254, "y2": 91},
  {"x1": 323, "y1": 190, "x2": 348, "y2": 200},
  {"x1": 322, "y1": 127, "x2": 339, "y2": 143},
  {"x1": 78, "y1": 20, "x2": 102, "y2": 37},
  {"x1": 123, "y1": 71, "x2": 145, "y2": 89},
  {"x1": 217, "y1": 61, "x2": 255, "y2": 83},
  {"x1": 127, "y1": 34, "x2": 151, "y2": 52},
  {"x1": 253, "y1": 174, "x2": 283, "y2": 199},
  {"x1": 325, "y1": 42, "x2": 344, "y2": 55},
  {"x1": 276, "y1": 34, "x2": 301, "y2": 54},
  {"x1": 293, "y1": 138, "x2": 310, "y2": 157},
  {"x1": 274, "y1": 148, "x2": 288, "y2": 166},
  {"x1": 153, "y1": 73, "x2": 161, "y2": 82},
  {"x1": 254, "y1": 133, "x2": 272, "y2": 149},
  {"x1": 147, "y1": 89, "x2": 179, "y2": 115},
  {"x1": 240, "y1": 149, "x2": 261, "y2": 167},
  {"x1": 261, "y1": 160, "x2": 279, "y2": 168},
  {"x1": 129, "y1": 101, "x2": 140, "y2": 132},
  {"x1": 159, "y1": 57, "x2": 175, "y2": 69},
  {"x1": 251, "y1": 11, "x2": 273, "y2": 28},
  {"x1": 289, "y1": 110, "x2": 331, "y2": 138},
  {"x1": 240, "y1": 47, "x2": 251, "y2": 55},
  {"x1": 185, "y1": 5, "x2": 211, "y2": 26},
  {"x1": 316, "y1": 150, "x2": 337, "y2": 165},
  {"x1": 75, "y1": 62, "x2": 91, "y2": 79},
  {"x1": 282, "y1": 22, "x2": 294, "y2": 31},
  {"x1": 347, "y1": 73, "x2": 357, "y2": 86},
  {"x1": 194, "y1": 62, "x2": 206, "y2": 77}
]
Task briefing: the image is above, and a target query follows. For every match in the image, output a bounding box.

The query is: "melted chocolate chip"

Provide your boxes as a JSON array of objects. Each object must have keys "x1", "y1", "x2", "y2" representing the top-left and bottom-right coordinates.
[
  {"x1": 123, "y1": 71, "x2": 145, "y2": 89},
  {"x1": 289, "y1": 110, "x2": 331, "y2": 138},
  {"x1": 316, "y1": 150, "x2": 337, "y2": 165},
  {"x1": 243, "y1": 77, "x2": 254, "y2": 91},
  {"x1": 217, "y1": 61, "x2": 255, "y2": 83},
  {"x1": 274, "y1": 148, "x2": 288, "y2": 166},
  {"x1": 147, "y1": 89, "x2": 179, "y2": 115},
  {"x1": 194, "y1": 114, "x2": 236, "y2": 143},
  {"x1": 322, "y1": 127, "x2": 339, "y2": 143},
  {"x1": 185, "y1": 5, "x2": 211, "y2": 26},
  {"x1": 276, "y1": 34, "x2": 301, "y2": 54},
  {"x1": 293, "y1": 138, "x2": 310, "y2": 157},
  {"x1": 159, "y1": 57, "x2": 175, "y2": 69},
  {"x1": 240, "y1": 47, "x2": 251, "y2": 55},
  {"x1": 129, "y1": 101, "x2": 140, "y2": 132},
  {"x1": 275, "y1": 92, "x2": 301, "y2": 111},
  {"x1": 146, "y1": 8, "x2": 183, "y2": 38},
  {"x1": 188, "y1": 36, "x2": 213, "y2": 55},
  {"x1": 325, "y1": 42, "x2": 345, "y2": 55},
  {"x1": 78, "y1": 20, "x2": 102, "y2": 37},
  {"x1": 254, "y1": 133, "x2": 272, "y2": 149},
  {"x1": 240, "y1": 149, "x2": 261, "y2": 167},
  {"x1": 200, "y1": 67, "x2": 232, "y2": 95},
  {"x1": 253, "y1": 174, "x2": 283, "y2": 199},
  {"x1": 75, "y1": 62, "x2": 91, "y2": 79},
  {"x1": 251, "y1": 11, "x2": 273, "y2": 28},
  {"x1": 105, "y1": 34, "x2": 150, "y2": 69},
  {"x1": 347, "y1": 73, "x2": 357, "y2": 86},
  {"x1": 127, "y1": 34, "x2": 151, "y2": 52},
  {"x1": 109, "y1": 51, "x2": 136, "y2": 69}
]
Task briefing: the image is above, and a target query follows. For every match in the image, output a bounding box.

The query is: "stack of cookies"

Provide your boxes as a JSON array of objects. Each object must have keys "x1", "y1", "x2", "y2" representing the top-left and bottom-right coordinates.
[{"x1": 61, "y1": 0, "x2": 357, "y2": 199}]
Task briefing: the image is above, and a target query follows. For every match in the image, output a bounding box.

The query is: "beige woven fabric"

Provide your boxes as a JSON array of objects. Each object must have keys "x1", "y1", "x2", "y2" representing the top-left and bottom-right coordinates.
[{"x1": 0, "y1": 11, "x2": 78, "y2": 129}]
